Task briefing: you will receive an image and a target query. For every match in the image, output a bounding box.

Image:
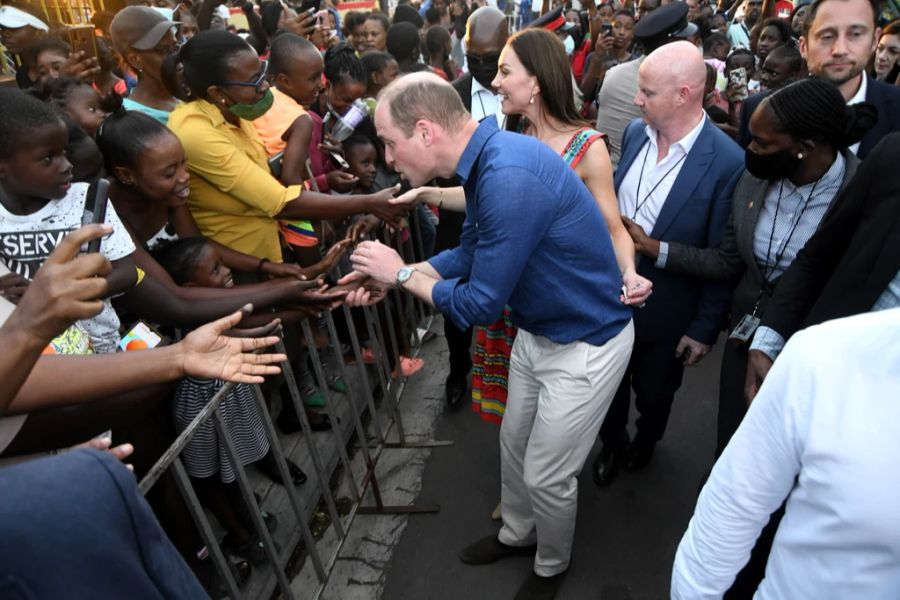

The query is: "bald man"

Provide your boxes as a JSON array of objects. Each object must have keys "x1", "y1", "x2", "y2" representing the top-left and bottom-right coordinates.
[
  {"x1": 345, "y1": 73, "x2": 634, "y2": 600},
  {"x1": 593, "y1": 42, "x2": 744, "y2": 487},
  {"x1": 436, "y1": 6, "x2": 509, "y2": 408}
]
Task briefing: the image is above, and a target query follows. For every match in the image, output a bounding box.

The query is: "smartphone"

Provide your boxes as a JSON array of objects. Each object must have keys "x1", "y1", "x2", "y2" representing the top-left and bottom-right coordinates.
[
  {"x1": 299, "y1": 0, "x2": 321, "y2": 14},
  {"x1": 119, "y1": 321, "x2": 164, "y2": 351},
  {"x1": 268, "y1": 151, "x2": 285, "y2": 179},
  {"x1": 601, "y1": 23, "x2": 613, "y2": 36},
  {"x1": 728, "y1": 67, "x2": 749, "y2": 102},
  {"x1": 64, "y1": 25, "x2": 98, "y2": 60},
  {"x1": 329, "y1": 151, "x2": 350, "y2": 170},
  {"x1": 81, "y1": 178, "x2": 110, "y2": 254}
]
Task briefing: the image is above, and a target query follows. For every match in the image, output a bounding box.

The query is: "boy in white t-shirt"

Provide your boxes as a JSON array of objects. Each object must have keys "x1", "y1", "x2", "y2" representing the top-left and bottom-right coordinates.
[{"x1": 0, "y1": 89, "x2": 137, "y2": 352}]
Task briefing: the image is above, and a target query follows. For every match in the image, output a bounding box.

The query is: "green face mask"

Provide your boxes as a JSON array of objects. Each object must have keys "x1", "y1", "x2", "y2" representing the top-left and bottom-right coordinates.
[{"x1": 227, "y1": 88, "x2": 274, "y2": 121}]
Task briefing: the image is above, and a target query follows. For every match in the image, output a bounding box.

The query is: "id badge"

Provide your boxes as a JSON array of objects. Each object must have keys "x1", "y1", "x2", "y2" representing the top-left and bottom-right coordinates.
[{"x1": 729, "y1": 314, "x2": 761, "y2": 343}]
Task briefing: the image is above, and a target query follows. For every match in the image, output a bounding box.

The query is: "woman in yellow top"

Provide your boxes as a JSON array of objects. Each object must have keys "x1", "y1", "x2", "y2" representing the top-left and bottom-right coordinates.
[{"x1": 167, "y1": 30, "x2": 403, "y2": 267}]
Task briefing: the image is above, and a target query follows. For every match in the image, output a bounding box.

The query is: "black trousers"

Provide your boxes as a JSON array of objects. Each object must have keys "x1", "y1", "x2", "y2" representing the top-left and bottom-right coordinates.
[
  {"x1": 444, "y1": 317, "x2": 473, "y2": 381},
  {"x1": 716, "y1": 337, "x2": 751, "y2": 456},
  {"x1": 600, "y1": 337, "x2": 685, "y2": 448}
]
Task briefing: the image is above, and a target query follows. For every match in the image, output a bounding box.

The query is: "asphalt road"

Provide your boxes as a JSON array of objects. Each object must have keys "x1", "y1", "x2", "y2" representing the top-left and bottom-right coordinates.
[{"x1": 381, "y1": 335, "x2": 724, "y2": 600}]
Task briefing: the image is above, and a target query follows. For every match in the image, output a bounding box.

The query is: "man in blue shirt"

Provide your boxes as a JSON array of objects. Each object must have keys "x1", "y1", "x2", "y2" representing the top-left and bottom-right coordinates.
[{"x1": 344, "y1": 72, "x2": 637, "y2": 600}]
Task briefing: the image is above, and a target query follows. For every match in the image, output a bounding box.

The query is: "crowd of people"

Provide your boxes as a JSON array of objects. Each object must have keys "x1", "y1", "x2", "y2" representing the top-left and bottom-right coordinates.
[{"x1": 1, "y1": 0, "x2": 900, "y2": 597}]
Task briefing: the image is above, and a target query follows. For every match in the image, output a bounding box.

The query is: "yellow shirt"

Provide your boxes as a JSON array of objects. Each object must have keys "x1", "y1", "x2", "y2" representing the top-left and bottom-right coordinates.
[
  {"x1": 252, "y1": 87, "x2": 308, "y2": 157},
  {"x1": 168, "y1": 99, "x2": 303, "y2": 262}
]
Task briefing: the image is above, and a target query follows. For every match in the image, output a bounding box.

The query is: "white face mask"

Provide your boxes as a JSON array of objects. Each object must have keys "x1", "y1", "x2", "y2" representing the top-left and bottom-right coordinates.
[
  {"x1": 152, "y1": 6, "x2": 175, "y2": 20},
  {"x1": 563, "y1": 35, "x2": 575, "y2": 56}
]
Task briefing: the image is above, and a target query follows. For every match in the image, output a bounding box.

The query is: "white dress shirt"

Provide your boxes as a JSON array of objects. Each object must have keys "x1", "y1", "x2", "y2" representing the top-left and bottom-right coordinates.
[
  {"x1": 470, "y1": 77, "x2": 505, "y2": 129},
  {"x1": 847, "y1": 72, "x2": 868, "y2": 155},
  {"x1": 618, "y1": 112, "x2": 706, "y2": 234},
  {"x1": 673, "y1": 308, "x2": 900, "y2": 600}
]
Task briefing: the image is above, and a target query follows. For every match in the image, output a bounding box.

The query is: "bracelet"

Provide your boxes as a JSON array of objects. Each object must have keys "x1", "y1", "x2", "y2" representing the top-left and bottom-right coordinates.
[{"x1": 257, "y1": 257, "x2": 270, "y2": 274}]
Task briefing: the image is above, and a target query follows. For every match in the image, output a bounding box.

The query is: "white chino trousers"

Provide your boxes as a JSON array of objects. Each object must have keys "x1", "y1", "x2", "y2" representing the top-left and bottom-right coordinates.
[{"x1": 498, "y1": 321, "x2": 634, "y2": 576}]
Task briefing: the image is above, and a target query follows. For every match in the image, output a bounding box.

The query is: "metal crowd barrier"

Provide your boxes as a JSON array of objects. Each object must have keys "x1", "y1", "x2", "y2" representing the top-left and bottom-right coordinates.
[{"x1": 138, "y1": 210, "x2": 449, "y2": 599}]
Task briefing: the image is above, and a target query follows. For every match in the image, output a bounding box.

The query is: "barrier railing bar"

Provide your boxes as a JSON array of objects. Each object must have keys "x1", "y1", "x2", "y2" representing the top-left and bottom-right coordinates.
[
  {"x1": 276, "y1": 339, "x2": 346, "y2": 540},
  {"x1": 170, "y1": 457, "x2": 243, "y2": 599},
  {"x1": 300, "y1": 319, "x2": 361, "y2": 503},
  {"x1": 250, "y1": 384, "x2": 327, "y2": 582},
  {"x1": 212, "y1": 408, "x2": 295, "y2": 599}
]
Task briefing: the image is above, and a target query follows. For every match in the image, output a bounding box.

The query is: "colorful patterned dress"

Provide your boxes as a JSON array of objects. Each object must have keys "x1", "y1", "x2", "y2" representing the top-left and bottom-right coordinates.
[{"x1": 470, "y1": 127, "x2": 608, "y2": 423}]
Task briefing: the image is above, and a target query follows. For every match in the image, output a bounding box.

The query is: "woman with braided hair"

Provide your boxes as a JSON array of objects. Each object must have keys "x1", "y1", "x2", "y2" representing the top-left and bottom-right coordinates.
[{"x1": 622, "y1": 76, "x2": 877, "y2": 456}]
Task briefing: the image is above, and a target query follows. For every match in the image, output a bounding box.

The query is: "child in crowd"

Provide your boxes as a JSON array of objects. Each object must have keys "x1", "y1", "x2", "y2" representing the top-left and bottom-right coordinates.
[
  {"x1": 339, "y1": 134, "x2": 425, "y2": 377},
  {"x1": 0, "y1": 88, "x2": 136, "y2": 353},
  {"x1": 342, "y1": 135, "x2": 378, "y2": 195},
  {"x1": 30, "y1": 76, "x2": 111, "y2": 137},
  {"x1": 155, "y1": 236, "x2": 305, "y2": 565},
  {"x1": 360, "y1": 51, "x2": 400, "y2": 101},
  {"x1": 254, "y1": 32, "x2": 357, "y2": 263},
  {"x1": 23, "y1": 35, "x2": 69, "y2": 84}
]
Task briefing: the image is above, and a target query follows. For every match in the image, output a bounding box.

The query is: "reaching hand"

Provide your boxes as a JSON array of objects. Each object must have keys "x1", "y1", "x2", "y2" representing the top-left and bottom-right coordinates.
[
  {"x1": 621, "y1": 217, "x2": 660, "y2": 259},
  {"x1": 335, "y1": 271, "x2": 389, "y2": 306},
  {"x1": 350, "y1": 240, "x2": 404, "y2": 286},
  {"x1": 675, "y1": 335, "x2": 711, "y2": 366},
  {"x1": 14, "y1": 224, "x2": 112, "y2": 345},
  {"x1": 620, "y1": 270, "x2": 653, "y2": 306},
  {"x1": 179, "y1": 305, "x2": 286, "y2": 384},
  {"x1": 326, "y1": 170, "x2": 359, "y2": 193},
  {"x1": 260, "y1": 260, "x2": 308, "y2": 280},
  {"x1": 318, "y1": 134, "x2": 344, "y2": 157},
  {"x1": 744, "y1": 349, "x2": 773, "y2": 405},
  {"x1": 389, "y1": 186, "x2": 429, "y2": 206},
  {"x1": 73, "y1": 436, "x2": 135, "y2": 471},
  {"x1": 346, "y1": 214, "x2": 381, "y2": 243},
  {"x1": 317, "y1": 239, "x2": 352, "y2": 273},
  {"x1": 368, "y1": 185, "x2": 407, "y2": 227}
]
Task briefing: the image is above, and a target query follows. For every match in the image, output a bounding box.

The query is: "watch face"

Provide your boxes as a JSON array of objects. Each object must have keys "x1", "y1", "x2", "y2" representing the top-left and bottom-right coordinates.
[{"x1": 398, "y1": 267, "x2": 412, "y2": 283}]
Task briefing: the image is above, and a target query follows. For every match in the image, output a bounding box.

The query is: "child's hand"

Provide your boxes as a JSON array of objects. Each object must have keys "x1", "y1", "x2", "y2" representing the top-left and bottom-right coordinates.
[
  {"x1": 61, "y1": 50, "x2": 101, "y2": 82},
  {"x1": 319, "y1": 134, "x2": 344, "y2": 156},
  {"x1": 326, "y1": 170, "x2": 359, "y2": 193},
  {"x1": 346, "y1": 214, "x2": 381, "y2": 242},
  {"x1": 318, "y1": 239, "x2": 352, "y2": 273}
]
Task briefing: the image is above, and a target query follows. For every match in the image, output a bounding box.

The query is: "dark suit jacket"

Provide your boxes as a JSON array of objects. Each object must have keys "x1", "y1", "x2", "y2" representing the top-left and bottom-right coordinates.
[
  {"x1": 759, "y1": 133, "x2": 900, "y2": 340},
  {"x1": 435, "y1": 74, "x2": 475, "y2": 252},
  {"x1": 615, "y1": 118, "x2": 744, "y2": 345},
  {"x1": 663, "y1": 150, "x2": 860, "y2": 325},
  {"x1": 737, "y1": 76, "x2": 900, "y2": 159}
]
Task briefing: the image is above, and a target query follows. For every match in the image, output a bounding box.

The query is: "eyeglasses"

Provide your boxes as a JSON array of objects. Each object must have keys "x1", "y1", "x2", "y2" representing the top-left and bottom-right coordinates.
[
  {"x1": 147, "y1": 39, "x2": 182, "y2": 56},
  {"x1": 221, "y1": 60, "x2": 269, "y2": 92},
  {"x1": 465, "y1": 52, "x2": 501, "y2": 67}
]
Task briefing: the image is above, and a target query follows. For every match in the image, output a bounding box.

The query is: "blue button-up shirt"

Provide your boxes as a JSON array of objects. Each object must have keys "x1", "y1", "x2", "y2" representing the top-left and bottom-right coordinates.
[{"x1": 429, "y1": 118, "x2": 632, "y2": 347}]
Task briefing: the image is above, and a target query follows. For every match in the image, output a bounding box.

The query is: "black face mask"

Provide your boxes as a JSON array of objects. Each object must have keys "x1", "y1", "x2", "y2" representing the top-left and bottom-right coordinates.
[
  {"x1": 466, "y1": 52, "x2": 500, "y2": 90},
  {"x1": 745, "y1": 147, "x2": 801, "y2": 181}
]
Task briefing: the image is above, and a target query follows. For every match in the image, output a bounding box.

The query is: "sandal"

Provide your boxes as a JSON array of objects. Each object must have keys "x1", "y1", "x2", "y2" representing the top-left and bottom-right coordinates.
[{"x1": 222, "y1": 535, "x2": 281, "y2": 567}]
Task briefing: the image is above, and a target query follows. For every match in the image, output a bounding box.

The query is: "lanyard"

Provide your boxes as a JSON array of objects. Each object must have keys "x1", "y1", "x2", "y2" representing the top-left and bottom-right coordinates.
[
  {"x1": 752, "y1": 177, "x2": 821, "y2": 315},
  {"x1": 631, "y1": 141, "x2": 688, "y2": 220}
]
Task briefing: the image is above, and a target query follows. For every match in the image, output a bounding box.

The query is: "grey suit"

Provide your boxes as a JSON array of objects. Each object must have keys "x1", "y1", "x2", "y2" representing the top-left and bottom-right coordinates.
[{"x1": 661, "y1": 150, "x2": 859, "y2": 453}]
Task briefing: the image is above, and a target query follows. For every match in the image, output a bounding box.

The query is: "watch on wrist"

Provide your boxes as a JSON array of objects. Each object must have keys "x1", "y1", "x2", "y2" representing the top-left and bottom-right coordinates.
[{"x1": 395, "y1": 266, "x2": 417, "y2": 288}]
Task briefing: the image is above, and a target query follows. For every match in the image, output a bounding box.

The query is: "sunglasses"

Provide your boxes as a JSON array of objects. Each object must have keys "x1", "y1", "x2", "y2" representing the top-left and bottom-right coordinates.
[{"x1": 221, "y1": 60, "x2": 269, "y2": 92}]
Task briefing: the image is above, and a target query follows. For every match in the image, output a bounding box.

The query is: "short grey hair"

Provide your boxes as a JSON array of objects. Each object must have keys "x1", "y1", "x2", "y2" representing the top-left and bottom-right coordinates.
[{"x1": 378, "y1": 72, "x2": 470, "y2": 137}]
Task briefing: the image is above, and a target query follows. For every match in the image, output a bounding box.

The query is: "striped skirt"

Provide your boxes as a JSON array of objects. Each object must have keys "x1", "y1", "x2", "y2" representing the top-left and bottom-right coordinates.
[
  {"x1": 471, "y1": 308, "x2": 518, "y2": 424},
  {"x1": 173, "y1": 378, "x2": 270, "y2": 483}
]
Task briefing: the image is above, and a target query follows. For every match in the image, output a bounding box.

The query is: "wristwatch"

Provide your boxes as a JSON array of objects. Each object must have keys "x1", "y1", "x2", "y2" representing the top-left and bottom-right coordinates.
[{"x1": 395, "y1": 266, "x2": 417, "y2": 288}]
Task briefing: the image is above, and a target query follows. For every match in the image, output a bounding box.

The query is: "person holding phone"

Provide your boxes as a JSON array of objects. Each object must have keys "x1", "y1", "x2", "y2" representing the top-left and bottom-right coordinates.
[
  {"x1": 580, "y1": 9, "x2": 638, "y2": 101},
  {"x1": 0, "y1": 88, "x2": 137, "y2": 354}
]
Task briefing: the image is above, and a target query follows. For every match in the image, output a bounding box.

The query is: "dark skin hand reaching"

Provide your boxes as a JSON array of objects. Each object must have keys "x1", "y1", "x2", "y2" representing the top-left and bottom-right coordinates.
[{"x1": 621, "y1": 216, "x2": 661, "y2": 259}]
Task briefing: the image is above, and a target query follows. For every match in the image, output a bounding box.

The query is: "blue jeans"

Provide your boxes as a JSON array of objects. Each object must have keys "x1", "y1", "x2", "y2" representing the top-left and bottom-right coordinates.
[{"x1": 0, "y1": 450, "x2": 206, "y2": 599}]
